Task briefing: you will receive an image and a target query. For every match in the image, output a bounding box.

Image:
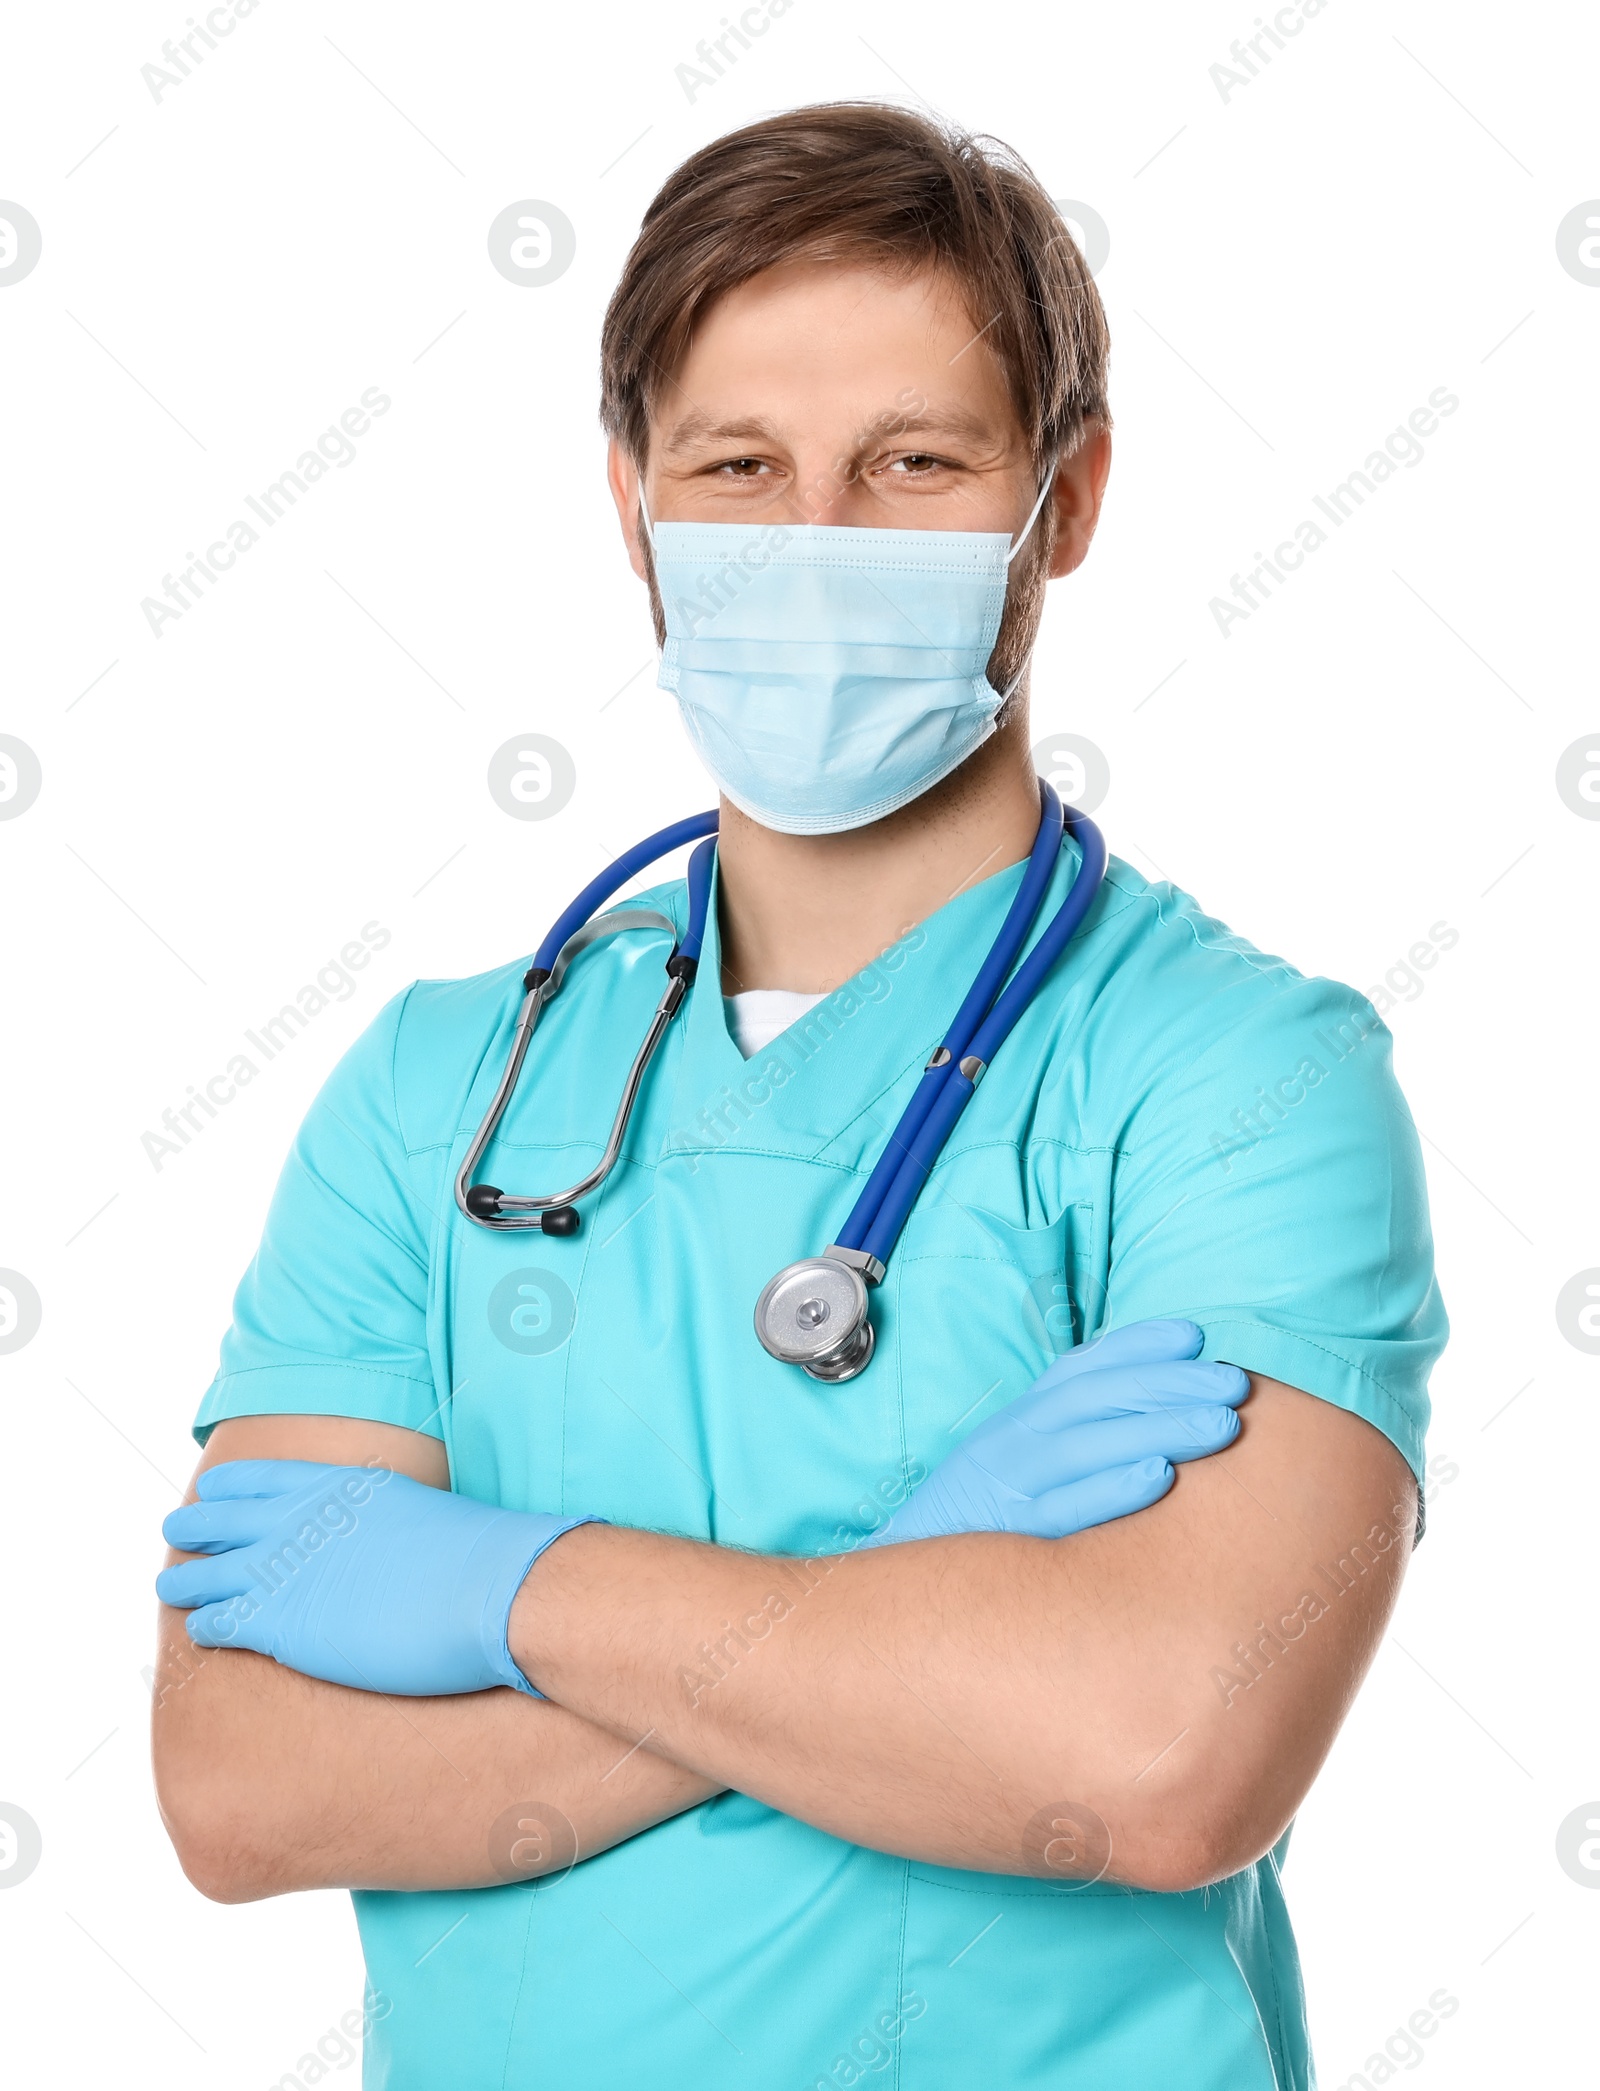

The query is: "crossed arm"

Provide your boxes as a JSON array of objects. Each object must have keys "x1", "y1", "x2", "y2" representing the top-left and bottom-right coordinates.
[{"x1": 153, "y1": 1380, "x2": 1414, "y2": 1901}]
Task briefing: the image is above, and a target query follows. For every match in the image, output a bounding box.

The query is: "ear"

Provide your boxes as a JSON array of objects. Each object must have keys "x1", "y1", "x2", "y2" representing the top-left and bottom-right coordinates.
[
  {"x1": 606, "y1": 439, "x2": 650, "y2": 582},
  {"x1": 1046, "y1": 423, "x2": 1112, "y2": 581}
]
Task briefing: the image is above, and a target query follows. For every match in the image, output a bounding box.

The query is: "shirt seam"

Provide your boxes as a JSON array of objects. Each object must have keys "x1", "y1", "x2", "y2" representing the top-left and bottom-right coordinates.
[
  {"x1": 1198, "y1": 1318, "x2": 1407, "y2": 1402},
  {"x1": 893, "y1": 1860, "x2": 910, "y2": 2091},
  {"x1": 649, "y1": 1137, "x2": 1128, "y2": 1171},
  {"x1": 1099, "y1": 865, "x2": 1299, "y2": 983},
  {"x1": 387, "y1": 980, "x2": 422, "y2": 1155},
  {"x1": 897, "y1": 1248, "x2": 1091, "y2": 1269},
  {"x1": 204, "y1": 1362, "x2": 436, "y2": 1387},
  {"x1": 935, "y1": 1134, "x2": 1125, "y2": 1165},
  {"x1": 497, "y1": 1889, "x2": 541, "y2": 2091},
  {"x1": 288, "y1": 1139, "x2": 431, "y2": 1278},
  {"x1": 1258, "y1": 1848, "x2": 1297, "y2": 2089},
  {"x1": 901, "y1": 1871, "x2": 1151, "y2": 1900},
  {"x1": 400, "y1": 1136, "x2": 457, "y2": 1160}
]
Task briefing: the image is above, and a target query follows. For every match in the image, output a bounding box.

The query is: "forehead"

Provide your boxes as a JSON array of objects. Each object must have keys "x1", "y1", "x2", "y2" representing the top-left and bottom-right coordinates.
[{"x1": 655, "y1": 259, "x2": 1025, "y2": 449}]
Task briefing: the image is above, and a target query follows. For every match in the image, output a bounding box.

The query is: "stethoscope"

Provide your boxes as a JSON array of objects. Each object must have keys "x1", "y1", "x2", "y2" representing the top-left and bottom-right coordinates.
[{"x1": 456, "y1": 780, "x2": 1106, "y2": 1382}]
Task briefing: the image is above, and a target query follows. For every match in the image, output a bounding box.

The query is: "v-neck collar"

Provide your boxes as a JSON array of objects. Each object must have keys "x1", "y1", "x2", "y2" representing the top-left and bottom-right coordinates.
[{"x1": 662, "y1": 838, "x2": 1078, "y2": 1165}]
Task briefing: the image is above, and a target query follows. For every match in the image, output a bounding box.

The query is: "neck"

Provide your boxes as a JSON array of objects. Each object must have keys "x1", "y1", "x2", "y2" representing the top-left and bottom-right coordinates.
[{"x1": 716, "y1": 708, "x2": 1041, "y2": 994}]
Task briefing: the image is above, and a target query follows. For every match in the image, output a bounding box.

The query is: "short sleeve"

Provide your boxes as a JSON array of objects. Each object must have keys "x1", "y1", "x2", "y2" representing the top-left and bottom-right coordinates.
[
  {"x1": 1103, "y1": 973, "x2": 1446, "y2": 1484},
  {"x1": 192, "y1": 987, "x2": 446, "y2": 1445}
]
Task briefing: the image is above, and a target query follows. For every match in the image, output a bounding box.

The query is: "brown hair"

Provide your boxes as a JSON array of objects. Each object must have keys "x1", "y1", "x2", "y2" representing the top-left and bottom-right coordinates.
[{"x1": 599, "y1": 101, "x2": 1110, "y2": 471}]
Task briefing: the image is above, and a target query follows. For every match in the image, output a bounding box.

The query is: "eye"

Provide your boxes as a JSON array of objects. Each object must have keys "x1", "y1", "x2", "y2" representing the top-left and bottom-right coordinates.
[
  {"x1": 886, "y1": 452, "x2": 950, "y2": 476},
  {"x1": 713, "y1": 457, "x2": 770, "y2": 479}
]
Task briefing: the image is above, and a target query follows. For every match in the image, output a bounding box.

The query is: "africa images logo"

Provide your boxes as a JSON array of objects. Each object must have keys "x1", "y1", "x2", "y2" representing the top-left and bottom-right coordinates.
[
  {"x1": 140, "y1": 922, "x2": 391, "y2": 1169},
  {"x1": 139, "y1": 388, "x2": 391, "y2": 638}
]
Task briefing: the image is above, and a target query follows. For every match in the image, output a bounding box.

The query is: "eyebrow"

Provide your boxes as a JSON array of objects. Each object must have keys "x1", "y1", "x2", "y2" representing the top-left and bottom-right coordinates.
[
  {"x1": 660, "y1": 404, "x2": 1005, "y2": 457},
  {"x1": 660, "y1": 412, "x2": 783, "y2": 456},
  {"x1": 884, "y1": 407, "x2": 1000, "y2": 447}
]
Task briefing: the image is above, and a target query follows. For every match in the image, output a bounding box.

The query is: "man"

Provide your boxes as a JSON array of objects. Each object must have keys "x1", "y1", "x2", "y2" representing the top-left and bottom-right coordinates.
[{"x1": 153, "y1": 103, "x2": 1445, "y2": 2088}]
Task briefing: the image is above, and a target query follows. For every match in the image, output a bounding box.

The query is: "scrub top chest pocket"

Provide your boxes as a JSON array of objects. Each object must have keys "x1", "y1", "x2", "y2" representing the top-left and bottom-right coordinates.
[{"x1": 888, "y1": 1162, "x2": 1110, "y2": 1476}]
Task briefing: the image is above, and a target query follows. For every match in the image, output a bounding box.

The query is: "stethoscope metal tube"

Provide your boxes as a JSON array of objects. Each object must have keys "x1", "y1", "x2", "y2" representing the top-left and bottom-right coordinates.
[
  {"x1": 456, "y1": 910, "x2": 691, "y2": 1232},
  {"x1": 456, "y1": 813, "x2": 718, "y2": 1231}
]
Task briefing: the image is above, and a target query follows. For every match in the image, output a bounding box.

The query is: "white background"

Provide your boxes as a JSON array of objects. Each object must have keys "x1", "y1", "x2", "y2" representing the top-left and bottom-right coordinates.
[{"x1": 1, "y1": 0, "x2": 1595, "y2": 2083}]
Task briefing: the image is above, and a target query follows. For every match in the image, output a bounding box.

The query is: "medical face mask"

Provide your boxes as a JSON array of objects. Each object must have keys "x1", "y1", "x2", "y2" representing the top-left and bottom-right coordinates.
[{"x1": 642, "y1": 473, "x2": 1054, "y2": 835}]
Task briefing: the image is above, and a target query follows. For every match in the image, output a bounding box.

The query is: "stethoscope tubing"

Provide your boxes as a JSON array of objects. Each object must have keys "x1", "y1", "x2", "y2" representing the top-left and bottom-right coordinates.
[
  {"x1": 531, "y1": 809, "x2": 718, "y2": 980},
  {"x1": 829, "y1": 779, "x2": 1067, "y2": 1259},
  {"x1": 846, "y1": 801, "x2": 1107, "y2": 1269}
]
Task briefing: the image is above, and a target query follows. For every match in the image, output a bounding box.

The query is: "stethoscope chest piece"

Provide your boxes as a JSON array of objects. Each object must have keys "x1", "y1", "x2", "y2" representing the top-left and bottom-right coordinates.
[{"x1": 754, "y1": 1253, "x2": 880, "y2": 1383}]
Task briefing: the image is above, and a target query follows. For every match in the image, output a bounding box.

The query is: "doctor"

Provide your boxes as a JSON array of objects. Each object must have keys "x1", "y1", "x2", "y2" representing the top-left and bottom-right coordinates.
[{"x1": 154, "y1": 103, "x2": 1445, "y2": 2090}]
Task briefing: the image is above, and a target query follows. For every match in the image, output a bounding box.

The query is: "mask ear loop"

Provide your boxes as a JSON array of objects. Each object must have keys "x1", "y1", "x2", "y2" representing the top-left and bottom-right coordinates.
[
  {"x1": 995, "y1": 460, "x2": 1059, "y2": 700},
  {"x1": 1005, "y1": 460, "x2": 1058, "y2": 565}
]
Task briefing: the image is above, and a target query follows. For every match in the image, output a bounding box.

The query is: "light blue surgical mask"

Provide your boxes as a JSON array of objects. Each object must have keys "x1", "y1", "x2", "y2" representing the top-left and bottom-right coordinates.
[{"x1": 641, "y1": 473, "x2": 1055, "y2": 835}]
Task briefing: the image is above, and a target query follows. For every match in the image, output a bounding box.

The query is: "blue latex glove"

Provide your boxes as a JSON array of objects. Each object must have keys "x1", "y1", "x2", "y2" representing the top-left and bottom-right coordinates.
[
  {"x1": 859, "y1": 1318, "x2": 1248, "y2": 1546},
  {"x1": 157, "y1": 1460, "x2": 597, "y2": 1697}
]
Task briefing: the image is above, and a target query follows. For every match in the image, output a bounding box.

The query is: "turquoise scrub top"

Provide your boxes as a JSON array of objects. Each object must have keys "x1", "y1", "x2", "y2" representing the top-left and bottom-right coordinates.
[{"x1": 195, "y1": 839, "x2": 1446, "y2": 2091}]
